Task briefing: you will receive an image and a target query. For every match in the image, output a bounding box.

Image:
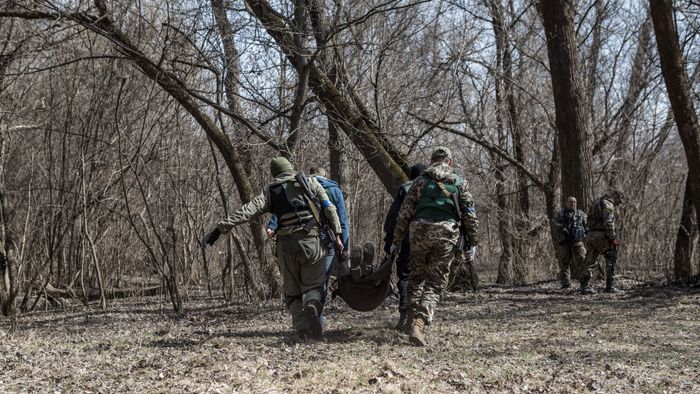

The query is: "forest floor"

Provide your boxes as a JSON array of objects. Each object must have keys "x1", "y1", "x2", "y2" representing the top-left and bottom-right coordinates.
[{"x1": 1, "y1": 279, "x2": 699, "y2": 393}]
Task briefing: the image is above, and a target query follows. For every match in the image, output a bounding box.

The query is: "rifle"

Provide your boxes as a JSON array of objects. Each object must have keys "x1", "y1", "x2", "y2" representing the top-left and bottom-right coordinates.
[
  {"x1": 295, "y1": 172, "x2": 347, "y2": 262},
  {"x1": 450, "y1": 187, "x2": 477, "y2": 292}
]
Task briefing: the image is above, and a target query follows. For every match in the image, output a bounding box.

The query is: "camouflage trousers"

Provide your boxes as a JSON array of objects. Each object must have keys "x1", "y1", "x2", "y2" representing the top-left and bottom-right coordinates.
[
  {"x1": 581, "y1": 231, "x2": 614, "y2": 282},
  {"x1": 407, "y1": 219, "x2": 459, "y2": 324},
  {"x1": 277, "y1": 231, "x2": 325, "y2": 332},
  {"x1": 556, "y1": 242, "x2": 586, "y2": 286}
]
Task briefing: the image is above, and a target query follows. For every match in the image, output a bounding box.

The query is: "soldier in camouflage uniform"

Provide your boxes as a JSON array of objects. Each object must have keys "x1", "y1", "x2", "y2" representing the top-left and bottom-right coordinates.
[
  {"x1": 383, "y1": 163, "x2": 427, "y2": 330},
  {"x1": 390, "y1": 147, "x2": 478, "y2": 346},
  {"x1": 204, "y1": 157, "x2": 343, "y2": 339},
  {"x1": 553, "y1": 196, "x2": 588, "y2": 289},
  {"x1": 581, "y1": 191, "x2": 624, "y2": 294}
]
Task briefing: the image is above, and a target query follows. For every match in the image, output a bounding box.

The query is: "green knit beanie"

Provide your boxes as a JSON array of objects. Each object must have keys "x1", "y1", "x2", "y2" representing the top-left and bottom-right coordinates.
[{"x1": 270, "y1": 156, "x2": 294, "y2": 177}]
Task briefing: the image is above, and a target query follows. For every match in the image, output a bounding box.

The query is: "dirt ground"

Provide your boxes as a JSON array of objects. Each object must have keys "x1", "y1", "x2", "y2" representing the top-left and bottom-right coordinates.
[{"x1": 1, "y1": 280, "x2": 699, "y2": 393}]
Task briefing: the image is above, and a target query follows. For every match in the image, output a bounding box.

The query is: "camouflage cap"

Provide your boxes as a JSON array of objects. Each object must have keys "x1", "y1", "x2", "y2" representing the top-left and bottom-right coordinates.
[
  {"x1": 431, "y1": 146, "x2": 452, "y2": 161},
  {"x1": 610, "y1": 190, "x2": 624, "y2": 204},
  {"x1": 270, "y1": 156, "x2": 294, "y2": 177}
]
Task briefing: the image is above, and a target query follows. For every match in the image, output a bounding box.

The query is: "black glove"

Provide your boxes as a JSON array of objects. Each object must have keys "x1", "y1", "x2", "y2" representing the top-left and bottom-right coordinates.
[
  {"x1": 204, "y1": 228, "x2": 221, "y2": 246},
  {"x1": 383, "y1": 233, "x2": 393, "y2": 255}
]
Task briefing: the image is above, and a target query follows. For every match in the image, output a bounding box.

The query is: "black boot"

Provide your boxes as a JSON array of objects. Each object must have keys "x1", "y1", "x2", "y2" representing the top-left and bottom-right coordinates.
[
  {"x1": 395, "y1": 310, "x2": 407, "y2": 331},
  {"x1": 304, "y1": 300, "x2": 323, "y2": 339},
  {"x1": 605, "y1": 277, "x2": 619, "y2": 293},
  {"x1": 580, "y1": 280, "x2": 596, "y2": 295}
]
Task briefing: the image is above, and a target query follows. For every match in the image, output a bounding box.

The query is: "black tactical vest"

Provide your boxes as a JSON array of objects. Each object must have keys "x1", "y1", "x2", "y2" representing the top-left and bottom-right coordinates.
[
  {"x1": 269, "y1": 181, "x2": 312, "y2": 227},
  {"x1": 560, "y1": 208, "x2": 585, "y2": 242}
]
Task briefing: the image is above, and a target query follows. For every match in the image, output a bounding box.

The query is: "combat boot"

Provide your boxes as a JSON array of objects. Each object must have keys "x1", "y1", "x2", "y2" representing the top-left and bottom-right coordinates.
[
  {"x1": 408, "y1": 316, "x2": 427, "y2": 347},
  {"x1": 395, "y1": 310, "x2": 407, "y2": 331},
  {"x1": 304, "y1": 299, "x2": 323, "y2": 339},
  {"x1": 350, "y1": 246, "x2": 363, "y2": 281},
  {"x1": 560, "y1": 282, "x2": 571, "y2": 290},
  {"x1": 402, "y1": 309, "x2": 415, "y2": 335},
  {"x1": 580, "y1": 280, "x2": 596, "y2": 295},
  {"x1": 604, "y1": 278, "x2": 619, "y2": 293}
]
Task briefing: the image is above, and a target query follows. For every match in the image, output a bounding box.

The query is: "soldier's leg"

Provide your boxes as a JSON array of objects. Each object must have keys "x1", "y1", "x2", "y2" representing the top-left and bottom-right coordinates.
[
  {"x1": 604, "y1": 248, "x2": 618, "y2": 293},
  {"x1": 277, "y1": 239, "x2": 307, "y2": 332},
  {"x1": 407, "y1": 224, "x2": 430, "y2": 312},
  {"x1": 396, "y1": 237, "x2": 411, "y2": 313},
  {"x1": 416, "y1": 227, "x2": 458, "y2": 324},
  {"x1": 556, "y1": 245, "x2": 572, "y2": 288},
  {"x1": 319, "y1": 240, "x2": 335, "y2": 311},
  {"x1": 392, "y1": 238, "x2": 411, "y2": 329},
  {"x1": 572, "y1": 242, "x2": 586, "y2": 283},
  {"x1": 581, "y1": 233, "x2": 608, "y2": 293},
  {"x1": 298, "y1": 235, "x2": 326, "y2": 338}
]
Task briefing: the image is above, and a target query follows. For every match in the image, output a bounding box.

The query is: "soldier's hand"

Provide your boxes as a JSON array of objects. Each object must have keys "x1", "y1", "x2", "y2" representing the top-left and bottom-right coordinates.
[
  {"x1": 204, "y1": 228, "x2": 221, "y2": 246},
  {"x1": 335, "y1": 235, "x2": 344, "y2": 254},
  {"x1": 265, "y1": 227, "x2": 275, "y2": 238},
  {"x1": 466, "y1": 246, "x2": 476, "y2": 261}
]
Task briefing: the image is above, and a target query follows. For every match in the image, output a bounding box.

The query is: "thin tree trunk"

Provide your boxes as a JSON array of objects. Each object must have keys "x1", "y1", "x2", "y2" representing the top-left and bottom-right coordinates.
[{"x1": 673, "y1": 173, "x2": 698, "y2": 282}]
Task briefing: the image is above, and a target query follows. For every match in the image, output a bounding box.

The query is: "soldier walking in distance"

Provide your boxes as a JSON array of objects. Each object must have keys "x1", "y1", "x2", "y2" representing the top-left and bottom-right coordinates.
[
  {"x1": 581, "y1": 191, "x2": 624, "y2": 294},
  {"x1": 204, "y1": 157, "x2": 343, "y2": 339},
  {"x1": 390, "y1": 147, "x2": 478, "y2": 346},
  {"x1": 383, "y1": 163, "x2": 426, "y2": 330},
  {"x1": 553, "y1": 196, "x2": 588, "y2": 289}
]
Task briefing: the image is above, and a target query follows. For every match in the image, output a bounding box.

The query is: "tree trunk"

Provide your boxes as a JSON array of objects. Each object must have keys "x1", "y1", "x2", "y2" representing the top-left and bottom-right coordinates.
[
  {"x1": 650, "y1": 0, "x2": 700, "y2": 251},
  {"x1": 210, "y1": 0, "x2": 280, "y2": 298},
  {"x1": 539, "y1": 0, "x2": 594, "y2": 210},
  {"x1": 673, "y1": 173, "x2": 698, "y2": 282}
]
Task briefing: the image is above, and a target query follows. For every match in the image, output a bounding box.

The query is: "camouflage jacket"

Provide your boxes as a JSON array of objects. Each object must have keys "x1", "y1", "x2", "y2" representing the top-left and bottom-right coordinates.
[
  {"x1": 587, "y1": 196, "x2": 617, "y2": 240},
  {"x1": 391, "y1": 163, "x2": 478, "y2": 247},
  {"x1": 553, "y1": 208, "x2": 588, "y2": 244},
  {"x1": 216, "y1": 170, "x2": 341, "y2": 238}
]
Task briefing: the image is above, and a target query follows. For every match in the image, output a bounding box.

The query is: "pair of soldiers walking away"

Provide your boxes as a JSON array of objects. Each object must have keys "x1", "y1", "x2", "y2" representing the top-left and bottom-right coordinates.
[
  {"x1": 204, "y1": 157, "x2": 343, "y2": 339},
  {"x1": 555, "y1": 191, "x2": 624, "y2": 294}
]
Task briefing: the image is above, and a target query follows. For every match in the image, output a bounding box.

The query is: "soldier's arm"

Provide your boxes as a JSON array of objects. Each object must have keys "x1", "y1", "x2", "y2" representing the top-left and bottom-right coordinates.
[
  {"x1": 581, "y1": 211, "x2": 589, "y2": 235},
  {"x1": 383, "y1": 186, "x2": 406, "y2": 235},
  {"x1": 458, "y1": 182, "x2": 479, "y2": 246},
  {"x1": 552, "y1": 210, "x2": 564, "y2": 232},
  {"x1": 217, "y1": 192, "x2": 269, "y2": 233},
  {"x1": 330, "y1": 185, "x2": 350, "y2": 250},
  {"x1": 311, "y1": 178, "x2": 342, "y2": 234},
  {"x1": 603, "y1": 201, "x2": 617, "y2": 240},
  {"x1": 392, "y1": 178, "x2": 424, "y2": 248}
]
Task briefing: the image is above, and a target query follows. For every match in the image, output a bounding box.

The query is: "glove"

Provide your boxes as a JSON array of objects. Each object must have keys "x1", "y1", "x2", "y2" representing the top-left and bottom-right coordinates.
[
  {"x1": 610, "y1": 239, "x2": 619, "y2": 248},
  {"x1": 466, "y1": 246, "x2": 476, "y2": 261},
  {"x1": 383, "y1": 232, "x2": 393, "y2": 254},
  {"x1": 204, "y1": 228, "x2": 221, "y2": 246}
]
